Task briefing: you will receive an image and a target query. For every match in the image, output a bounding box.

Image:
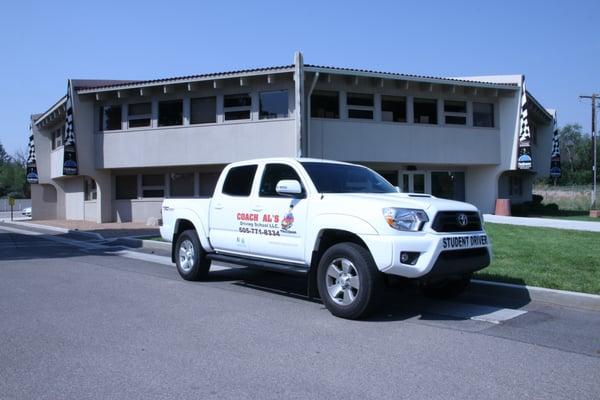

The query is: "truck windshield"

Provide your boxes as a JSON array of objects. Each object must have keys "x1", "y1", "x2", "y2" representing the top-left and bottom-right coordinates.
[{"x1": 301, "y1": 162, "x2": 397, "y2": 194}]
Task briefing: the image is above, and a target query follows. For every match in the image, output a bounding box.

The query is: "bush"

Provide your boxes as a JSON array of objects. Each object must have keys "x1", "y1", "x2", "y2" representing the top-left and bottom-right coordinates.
[{"x1": 544, "y1": 203, "x2": 560, "y2": 214}]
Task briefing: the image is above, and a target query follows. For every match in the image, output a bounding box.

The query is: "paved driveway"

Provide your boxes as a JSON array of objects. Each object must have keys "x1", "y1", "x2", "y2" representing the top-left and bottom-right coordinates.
[{"x1": 1, "y1": 226, "x2": 599, "y2": 400}]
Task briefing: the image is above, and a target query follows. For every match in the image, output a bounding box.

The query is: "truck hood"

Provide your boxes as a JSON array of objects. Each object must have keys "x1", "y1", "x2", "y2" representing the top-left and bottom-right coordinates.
[{"x1": 321, "y1": 193, "x2": 479, "y2": 213}]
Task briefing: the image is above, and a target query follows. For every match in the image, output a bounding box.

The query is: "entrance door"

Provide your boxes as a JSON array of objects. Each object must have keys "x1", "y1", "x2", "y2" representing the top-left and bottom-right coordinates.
[{"x1": 400, "y1": 171, "x2": 428, "y2": 194}]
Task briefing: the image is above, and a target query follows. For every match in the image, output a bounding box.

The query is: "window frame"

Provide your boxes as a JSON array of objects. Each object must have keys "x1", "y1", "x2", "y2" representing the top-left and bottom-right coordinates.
[
  {"x1": 84, "y1": 177, "x2": 97, "y2": 201},
  {"x1": 473, "y1": 102, "x2": 495, "y2": 128},
  {"x1": 221, "y1": 164, "x2": 258, "y2": 197},
  {"x1": 51, "y1": 125, "x2": 65, "y2": 150},
  {"x1": 190, "y1": 96, "x2": 217, "y2": 125},
  {"x1": 381, "y1": 95, "x2": 407, "y2": 123},
  {"x1": 443, "y1": 100, "x2": 467, "y2": 126},
  {"x1": 127, "y1": 102, "x2": 152, "y2": 129},
  {"x1": 141, "y1": 174, "x2": 166, "y2": 198},
  {"x1": 100, "y1": 104, "x2": 123, "y2": 131},
  {"x1": 259, "y1": 90, "x2": 289, "y2": 120},
  {"x1": 223, "y1": 93, "x2": 252, "y2": 121},
  {"x1": 311, "y1": 90, "x2": 340, "y2": 119},
  {"x1": 346, "y1": 92, "x2": 374, "y2": 120},
  {"x1": 259, "y1": 163, "x2": 306, "y2": 198},
  {"x1": 115, "y1": 175, "x2": 138, "y2": 200},
  {"x1": 158, "y1": 99, "x2": 184, "y2": 127},
  {"x1": 168, "y1": 172, "x2": 195, "y2": 198},
  {"x1": 413, "y1": 98, "x2": 438, "y2": 125}
]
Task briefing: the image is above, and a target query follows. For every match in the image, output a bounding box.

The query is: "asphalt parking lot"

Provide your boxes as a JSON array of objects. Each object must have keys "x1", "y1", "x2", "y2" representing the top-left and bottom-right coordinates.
[{"x1": 0, "y1": 225, "x2": 599, "y2": 400}]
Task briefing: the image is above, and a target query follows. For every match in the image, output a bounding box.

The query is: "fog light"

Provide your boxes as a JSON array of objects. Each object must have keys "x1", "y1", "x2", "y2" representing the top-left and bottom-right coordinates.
[{"x1": 400, "y1": 252, "x2": 420, "y2": 265}]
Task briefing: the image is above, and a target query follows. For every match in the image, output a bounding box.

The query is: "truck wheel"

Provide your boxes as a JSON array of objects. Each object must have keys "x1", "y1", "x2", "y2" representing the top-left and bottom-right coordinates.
[
  {"x1": 175, "y1": 230, "x2": 211, "y2": 281},
  {"x1": 421, "y1": 273, "x2": 472, "y2": 299},
  {"x1": 316, "y1": 243, "x2": 383, "y2": 320}
]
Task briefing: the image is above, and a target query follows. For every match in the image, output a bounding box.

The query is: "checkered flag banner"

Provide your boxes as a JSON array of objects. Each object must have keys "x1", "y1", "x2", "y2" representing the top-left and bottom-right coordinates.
[
  {"x1": 26, "y1": 124, "x2": 39, "y2": 184},
  {"x1": 517, "y1": 79, "x2": 532, "y2": 169},
  {"x1": 550, "y1": 113, "x2": 561, "y2": 178},
  {"x1": 62, "y1": 80, "x2": 78, "y2": 175}
]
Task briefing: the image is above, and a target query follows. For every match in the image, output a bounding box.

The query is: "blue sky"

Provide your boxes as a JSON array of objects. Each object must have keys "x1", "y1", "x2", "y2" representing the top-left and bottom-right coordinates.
[{"x1": 1, "y1": 0, "x2": 599, "y2": 155}]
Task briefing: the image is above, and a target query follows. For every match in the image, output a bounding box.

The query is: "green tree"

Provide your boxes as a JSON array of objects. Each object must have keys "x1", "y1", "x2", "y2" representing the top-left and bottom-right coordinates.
[
  {"x1": 557, "y1": 124, "x2": 598, "y2": 185},
  {"x1": 0, "y1": 142, "x2": 29, "y2": 198}
]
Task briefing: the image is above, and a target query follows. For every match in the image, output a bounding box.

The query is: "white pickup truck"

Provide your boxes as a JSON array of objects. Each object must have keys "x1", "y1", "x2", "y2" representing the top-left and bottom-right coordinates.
[{"x1": 160, "y1": 158, "x2": 491, "y2": 319}]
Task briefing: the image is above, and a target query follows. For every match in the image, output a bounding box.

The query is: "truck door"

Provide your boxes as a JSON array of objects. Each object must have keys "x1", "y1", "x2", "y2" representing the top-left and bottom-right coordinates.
[
  {"x1": 249, "y1": 163, "x2": 307, "y2": 263},
  {"x1": 209, "y1": 164, "x2": 258, "y2": 256}
]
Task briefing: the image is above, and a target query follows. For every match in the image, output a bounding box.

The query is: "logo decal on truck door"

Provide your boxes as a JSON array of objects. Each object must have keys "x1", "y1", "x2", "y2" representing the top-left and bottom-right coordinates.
[{"x1": 281, "y1": 205, "x2": 295, "y2": 232}]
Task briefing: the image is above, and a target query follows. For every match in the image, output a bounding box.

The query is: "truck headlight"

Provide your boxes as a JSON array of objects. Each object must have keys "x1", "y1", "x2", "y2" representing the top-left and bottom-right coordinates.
[{"x1": 383, "y1": 208, "x2": 429, "y2": 231}]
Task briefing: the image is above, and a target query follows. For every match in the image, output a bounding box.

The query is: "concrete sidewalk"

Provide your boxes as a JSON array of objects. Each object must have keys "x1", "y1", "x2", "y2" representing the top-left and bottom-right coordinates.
[
  {"x1": 5, "y1": 219, "x2": 159, "y2": 239},
  {"x1": 483, "y1": 214, "x2": 600, "y2": 232}
]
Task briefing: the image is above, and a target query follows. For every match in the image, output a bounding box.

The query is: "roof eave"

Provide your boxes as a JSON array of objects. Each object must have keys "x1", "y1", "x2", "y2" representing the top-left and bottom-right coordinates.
[
  {"x1": 34, "y1": 95, "x2": 67, "y2": 127},
  {"x1": 304, "y1": 66, "x2": 519, "y2": 90},
  {"x1": 76, "y1": 66, "x2": 296, "y2": 94}
]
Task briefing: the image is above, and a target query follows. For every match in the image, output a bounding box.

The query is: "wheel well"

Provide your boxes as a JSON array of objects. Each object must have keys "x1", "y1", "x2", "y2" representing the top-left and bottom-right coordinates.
[
  {"x1": 171, "y1": 219, "x2": 196, "y2": 262},
  {"x1": 307, "y1": 229, "x2": 370, "y2": 298}
]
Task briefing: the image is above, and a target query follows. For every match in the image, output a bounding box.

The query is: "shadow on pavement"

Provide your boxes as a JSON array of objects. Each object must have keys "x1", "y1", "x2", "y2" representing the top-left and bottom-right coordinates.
[{"x1": 0, "y1": 228, "x2": 531, "y2": 323}]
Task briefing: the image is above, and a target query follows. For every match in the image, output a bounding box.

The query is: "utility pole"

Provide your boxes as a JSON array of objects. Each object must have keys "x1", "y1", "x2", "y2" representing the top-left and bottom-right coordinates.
[{"x1": 580, "y1": 94, "x2": 598, "y2": 207}]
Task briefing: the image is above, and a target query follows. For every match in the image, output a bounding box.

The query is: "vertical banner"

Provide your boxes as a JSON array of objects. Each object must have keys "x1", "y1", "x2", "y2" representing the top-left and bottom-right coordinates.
[
  {"x1": 550, "y1": 113, "x2": 561, "y2": 179},
  {"x1": 517, "y1": 79, "x2": 532, "y2": 170},
  {"x1": 26, "y1": 124, "x2": 39, "y2": 184},
  {"x1": 63, "y1": 80, "x2": 78, "y2": 175}
]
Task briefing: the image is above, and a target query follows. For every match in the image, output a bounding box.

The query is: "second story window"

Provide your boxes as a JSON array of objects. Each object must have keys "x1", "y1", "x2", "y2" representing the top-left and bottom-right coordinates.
[
  {"x1": 311, "y1": 90, "x2": 339, "y2": 119},
  {"x1": 473, "y1": 102, "x2": 494, "y2": 127},
  {"x1": 52, "y1": 125, "x2": 65, "y2": 150},
  {"x1": 414, "y1": 98, "x2": 438, "y2": 124},
  {"x1": 381, "y1": 96, "x2": 407, "y2": 122},
  {"x1": 224, "y1": 94, "x2": 251, "y2": 121},
  {"x1": 190, "y1": 97, "x2": 217, "y2": 124},
  {"x1": 101, "y1": 105, "x2": 122, "y2": 131},
  {"x1": 444, "y1": 100, "x2": 467, "y2": 125},
  {"x1": 259, "y1": 90, "x2": 289, "y2": 119},
  {"x1": 128, "y1": 102, "x2": 152, "y2": 128},
  {"x1": 158, "y1": 100, "x2": 183, "y2": 127},
  {"x1": 347, "y1": 93, "x2": 374, "y2": 120}
]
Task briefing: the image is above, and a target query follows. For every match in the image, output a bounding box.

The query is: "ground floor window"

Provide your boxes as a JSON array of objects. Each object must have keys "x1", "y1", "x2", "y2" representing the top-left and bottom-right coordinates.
[
  {"x1": 169, "y1": 173, "x2": 194, "y2": 197},
  {"x1": 116, "y1": 175, "x2": 137, "y2": 199},
  {"x1": 431, "y1": 171, "x2": 465, "y2": 201},
  {"x1": 84, "y1": 177, "x2": 97, "y2": 201},
  {"x1": 509, "y1": 175, "x2": 523, "y2": 196},
  {"x1": 199, "y1": 172, "x2": 220, "y2": 197},
  {"x1": 142, "y1": 174, "x2": 165, "y2": 198}
]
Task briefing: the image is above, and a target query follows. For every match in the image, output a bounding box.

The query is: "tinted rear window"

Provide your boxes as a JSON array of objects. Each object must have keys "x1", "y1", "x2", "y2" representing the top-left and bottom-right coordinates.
[{"x1": 222, "y1": 165, "x2": 257, "y2": 196}]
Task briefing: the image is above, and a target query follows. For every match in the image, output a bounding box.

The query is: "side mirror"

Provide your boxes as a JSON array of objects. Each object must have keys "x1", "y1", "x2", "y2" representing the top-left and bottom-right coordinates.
[{"x1": 276, "y1": 180, "x2": 303, "y2": 197}]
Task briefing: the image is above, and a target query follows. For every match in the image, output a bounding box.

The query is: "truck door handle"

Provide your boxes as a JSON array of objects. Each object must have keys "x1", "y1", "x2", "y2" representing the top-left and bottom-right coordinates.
[
  {"x1": 213, "y1": 203, "x2": 224, "y2": 210},
  {"x1": 252, "y1": 206, "x2": 263, "y2": 212}
]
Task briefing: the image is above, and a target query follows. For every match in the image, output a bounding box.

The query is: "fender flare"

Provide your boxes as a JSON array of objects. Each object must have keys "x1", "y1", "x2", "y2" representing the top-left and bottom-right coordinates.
[{"x1": 172, "y1": 208, "x2": 211, "y2": 252}]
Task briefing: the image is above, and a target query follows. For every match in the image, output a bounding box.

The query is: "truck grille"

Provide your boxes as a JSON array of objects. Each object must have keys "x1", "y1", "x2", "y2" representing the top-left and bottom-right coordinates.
[{"x1": 431, "y1": 211, "x2": 482, "y2": 232}]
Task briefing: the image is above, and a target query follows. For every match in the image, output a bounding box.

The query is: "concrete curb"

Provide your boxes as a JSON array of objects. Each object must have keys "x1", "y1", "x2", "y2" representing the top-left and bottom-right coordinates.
[
  {"x1": 471, "y1": 279, "x2": 600, "y2": 312},
  {"x1": 2, "y1": 220, "x2": 104, "y2": 240},
  {"x1": 113, "y1": 236, "x2": 171, "y2": 251}
]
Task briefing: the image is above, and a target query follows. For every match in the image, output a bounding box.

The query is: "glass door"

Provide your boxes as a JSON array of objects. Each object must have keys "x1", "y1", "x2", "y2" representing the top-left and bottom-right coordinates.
[{"x1": 400, "y1": 171, "x2": 428, "y2": 194}]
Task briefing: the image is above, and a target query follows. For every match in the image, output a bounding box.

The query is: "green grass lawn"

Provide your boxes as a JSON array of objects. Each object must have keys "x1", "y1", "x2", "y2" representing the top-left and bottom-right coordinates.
[{"x1": 476, "y1": 223, "x2": 600, "y2": 294}]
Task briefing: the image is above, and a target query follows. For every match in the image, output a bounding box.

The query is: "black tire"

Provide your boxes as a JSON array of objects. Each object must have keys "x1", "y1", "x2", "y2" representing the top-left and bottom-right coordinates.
[
  {"x1": 316, "y1": 242, "x2": 383, "y2": 319},
  {"x1": 174, "y1": 230, "x2": 211, "y2": 281},
  {"x1": 421, "y1": 273, "x2": 472, "y2": 299}
]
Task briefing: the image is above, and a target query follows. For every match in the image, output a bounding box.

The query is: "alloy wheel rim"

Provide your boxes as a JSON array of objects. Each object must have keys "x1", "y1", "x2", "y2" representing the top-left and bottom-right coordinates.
[
  {"x1": 179, "y1": 239, "x2": 195, "y2": 272},
  {"x1": 326, "y1": 258, "x2": 360, "y2": 305}
]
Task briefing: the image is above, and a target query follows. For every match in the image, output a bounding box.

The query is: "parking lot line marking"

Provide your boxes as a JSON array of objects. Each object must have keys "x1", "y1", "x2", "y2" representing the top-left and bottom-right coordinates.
[{"x1": 425, "y1": 301, "x2": 527, "y2": 324}]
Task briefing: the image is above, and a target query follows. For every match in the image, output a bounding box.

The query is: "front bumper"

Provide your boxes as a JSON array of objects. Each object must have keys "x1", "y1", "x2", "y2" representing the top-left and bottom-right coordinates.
[{"x1": 359, "y1": 232, "x2": 491, "y2": 279}]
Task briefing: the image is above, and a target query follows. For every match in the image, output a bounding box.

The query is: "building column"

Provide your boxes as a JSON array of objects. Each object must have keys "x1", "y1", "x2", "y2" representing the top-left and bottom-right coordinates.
[{"x1": 95, "y1": 171, "x2": 113, "y2": 223}]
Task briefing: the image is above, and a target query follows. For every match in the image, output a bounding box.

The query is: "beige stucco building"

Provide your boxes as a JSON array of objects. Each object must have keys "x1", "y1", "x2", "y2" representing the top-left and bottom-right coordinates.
[{"x1": 29, "y1": 52, "x2": 555, "y2": 223}]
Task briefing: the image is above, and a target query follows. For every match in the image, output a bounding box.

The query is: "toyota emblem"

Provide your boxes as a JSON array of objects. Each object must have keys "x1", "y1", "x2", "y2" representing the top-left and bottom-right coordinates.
[{"x1": 457, "y1": 214, "x2": 469, "y2": 226}]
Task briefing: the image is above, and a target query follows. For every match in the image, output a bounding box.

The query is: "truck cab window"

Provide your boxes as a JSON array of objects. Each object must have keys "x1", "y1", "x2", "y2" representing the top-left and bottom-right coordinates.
[
  {"x1": 259, "y1": 164, "x2": 304, "y2": 197},
  {"x1": 222, "y1": 165, "x2": 257, "y2": 196}
]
